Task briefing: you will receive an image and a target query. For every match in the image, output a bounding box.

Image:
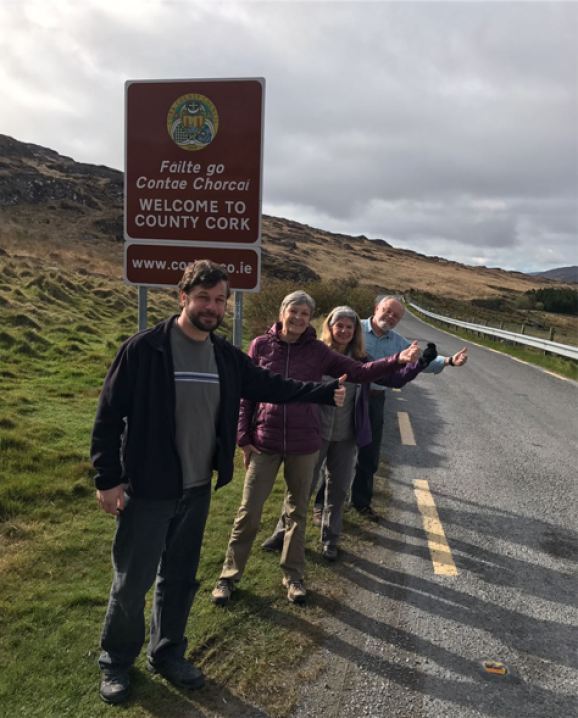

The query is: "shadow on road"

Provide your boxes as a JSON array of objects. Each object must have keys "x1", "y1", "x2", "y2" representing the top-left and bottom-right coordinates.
[
  {"x1": 378, "y1": 477, "x2": 578, "y2": 610},
  {"x1": 265, "y1": 598, "x2": 577, "y2": 718},
  {"x1": 340, "y1": 551, "x2": 577, "y2": 671},
  {"x1": 392, "y1": 476, "x2": 578, "y2": 565}
]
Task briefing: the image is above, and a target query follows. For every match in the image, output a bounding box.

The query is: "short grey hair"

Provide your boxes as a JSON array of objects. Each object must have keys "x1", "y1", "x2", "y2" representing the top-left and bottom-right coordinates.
[
  {"x1": 279, "y1": 290, "x2": 316, "y2": 316},
  {"x1": 328, "y1": 306, "x2": 358, "y2": 326},
  {"x1": 376, "y1": 295, "x2": 405, "y2": 314}
]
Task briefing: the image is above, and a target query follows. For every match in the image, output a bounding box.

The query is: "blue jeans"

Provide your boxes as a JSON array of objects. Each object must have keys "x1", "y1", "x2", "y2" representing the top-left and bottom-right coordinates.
[{"x1": 99, "y1": 483, "x2": 211, "y2": 672}]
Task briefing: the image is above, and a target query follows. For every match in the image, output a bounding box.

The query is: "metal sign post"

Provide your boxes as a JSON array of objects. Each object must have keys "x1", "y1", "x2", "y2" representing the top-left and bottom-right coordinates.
[
  {"x1": 138, "y1": 285, "x2": 148, "y2": 331},
  {"x1": 233, "y1": 291, "x2": 243, "y2": 347}
]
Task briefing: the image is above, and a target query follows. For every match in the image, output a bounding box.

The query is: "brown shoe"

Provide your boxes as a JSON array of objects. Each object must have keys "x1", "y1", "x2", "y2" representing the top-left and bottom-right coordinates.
[
  {"x1": 356, "y1": 506, "x2": 380, "y2": 523},
  {"x1": 312, "y1": 506, "x2": 322, "y2": 528},
  {"x1": 282, "y1": 577, "x2": 307, "y2": 604},
  {"x1": 211, "y1": 578, "x2": 235, "y2": 606}
]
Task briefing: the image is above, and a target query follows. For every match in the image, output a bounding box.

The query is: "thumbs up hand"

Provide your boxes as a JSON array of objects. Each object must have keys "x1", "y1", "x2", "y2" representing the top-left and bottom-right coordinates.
[
  {"x1": 334, "y1": 374, "x2": 347, "y2": 407},
  {"x1": 399, "y1": 341, "x2": 421, "y2": 364},
  {"x1": 451, "y1": 347, "x2": 468, "y2": 367}
]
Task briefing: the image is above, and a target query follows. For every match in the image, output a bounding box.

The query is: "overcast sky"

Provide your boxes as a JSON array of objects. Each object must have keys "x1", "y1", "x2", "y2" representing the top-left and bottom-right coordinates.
[{"x1": 0, "y1": 0, "x2": 576, "y2": 272}]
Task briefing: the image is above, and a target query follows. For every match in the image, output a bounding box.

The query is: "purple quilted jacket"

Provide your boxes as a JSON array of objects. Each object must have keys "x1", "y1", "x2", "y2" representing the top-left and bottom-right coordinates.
[{"x1": 237, "y1": 322, "x2": 416, "y2": 455}]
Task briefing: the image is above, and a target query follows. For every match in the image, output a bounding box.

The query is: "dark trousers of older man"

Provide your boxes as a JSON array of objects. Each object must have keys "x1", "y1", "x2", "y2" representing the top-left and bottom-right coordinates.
[
  {"x1": 350, "y1": 391, "x2": 385, "y2": 509},
  {"x1": 99, "y1": 483, "x2": 211, "y2": 673}
]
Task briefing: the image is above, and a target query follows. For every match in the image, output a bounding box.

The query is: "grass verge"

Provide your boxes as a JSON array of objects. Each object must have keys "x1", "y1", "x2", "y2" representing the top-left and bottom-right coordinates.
[
  {"x1": 0, "y1": 251, "x2": 383, "y2": 717},
  {"x1": 407, "y1": 305, "x2": 578, "y2": 381}
]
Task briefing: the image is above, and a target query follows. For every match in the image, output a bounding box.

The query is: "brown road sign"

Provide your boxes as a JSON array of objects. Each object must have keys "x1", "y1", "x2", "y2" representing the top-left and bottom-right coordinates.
[
  {"x1": 124, "y1": 243, "x2": 261, "y2": 292},
  {"x1": 125, "y1": 78, "x2": 264, "y2": 245}
]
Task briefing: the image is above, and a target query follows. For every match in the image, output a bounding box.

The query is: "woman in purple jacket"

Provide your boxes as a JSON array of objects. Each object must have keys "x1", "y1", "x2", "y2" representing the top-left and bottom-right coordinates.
[
  {"x1": 263, "y1": 306, "x2": 434, "y2": 562},
  {"x1": 211, "y1": 291, "x2": 421, "y2": 606}
]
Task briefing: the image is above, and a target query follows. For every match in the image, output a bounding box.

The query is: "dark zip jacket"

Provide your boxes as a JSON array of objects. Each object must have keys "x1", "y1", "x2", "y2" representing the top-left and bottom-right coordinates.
[{"x1": 90, "y1": 316, "x2": 339, "y2": 499}]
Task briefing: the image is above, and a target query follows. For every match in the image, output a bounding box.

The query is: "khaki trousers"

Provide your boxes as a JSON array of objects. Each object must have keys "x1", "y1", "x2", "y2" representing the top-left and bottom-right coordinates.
[
  {"x1": 220, "y1": 451, "x2": 319, "y2": 583},
  {"x1": 272, "y1": 437, "x2": 357, "y2": 548}
]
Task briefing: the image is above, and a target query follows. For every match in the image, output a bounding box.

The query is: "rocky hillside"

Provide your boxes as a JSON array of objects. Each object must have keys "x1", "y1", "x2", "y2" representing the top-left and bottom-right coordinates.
[{"x1": 0, "y1": 133, "x2": 573, "y2": 300}]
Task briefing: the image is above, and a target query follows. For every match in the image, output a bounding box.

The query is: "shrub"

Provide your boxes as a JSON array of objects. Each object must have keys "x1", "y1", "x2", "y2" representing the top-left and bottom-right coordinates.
[
  {"x1": 343, "y1": 286, "x2": 379, "y2": 318},
  {"x1": 514, "y1": 294, "x2": 534, "y2": 310},
  {"x1": 244, "y1": 281, "x2": 297, "y2": 336},
  {"x1": 472, "y1": 297, "x2": 505, "y2": 311},
  {"x1": 306, "y1": 282, "x2": 344, "y2": 315}
]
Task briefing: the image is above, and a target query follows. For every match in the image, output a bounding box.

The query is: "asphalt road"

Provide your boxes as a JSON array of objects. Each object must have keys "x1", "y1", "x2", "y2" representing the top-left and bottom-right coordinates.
[{"x1": 292, "y1": 311, "x2": 578, "y2": 718}]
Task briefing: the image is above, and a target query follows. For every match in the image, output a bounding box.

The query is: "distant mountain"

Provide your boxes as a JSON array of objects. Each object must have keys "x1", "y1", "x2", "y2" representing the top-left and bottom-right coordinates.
[{"x1": 530, "y1": 266, "x2": 578, "y2": 284}]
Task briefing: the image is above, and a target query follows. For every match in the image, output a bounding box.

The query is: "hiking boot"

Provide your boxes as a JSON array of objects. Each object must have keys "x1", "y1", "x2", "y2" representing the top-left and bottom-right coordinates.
[
  {"x1": 312, "y1": 506, "x2": 323, "y2": 528},
  {"x1": 355, "y1": 505, "x2": 380, "y2": 523},
  {"x1": 211, "y1": 578, "x2": 235, "y2": 606},
  {"x1": 261, "y1": 532, "x2": 284, "y2": 552},
  {"x1": 322, "y1": 545, "x2": 338, "y2": 562},
  {"x1": 100, "y1": 669, "x2": 130, "y2": 704},
  {"x1": 146, "y1": 656, "x2": 205, "y2": 690},
  {"x1": 282, "y1": 577, "x2": 307, "y2": 604}
]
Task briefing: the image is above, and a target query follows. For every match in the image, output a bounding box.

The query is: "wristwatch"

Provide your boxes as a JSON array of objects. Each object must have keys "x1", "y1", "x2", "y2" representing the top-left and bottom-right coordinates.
[{"x1": 449, "y1": 356, "x2": 455, "y2": 367}]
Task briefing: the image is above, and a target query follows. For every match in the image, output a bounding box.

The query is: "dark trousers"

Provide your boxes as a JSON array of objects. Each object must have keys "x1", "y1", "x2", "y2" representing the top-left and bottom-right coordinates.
[
  {"x1": 99, "y1": 482, "x2": 211, "y2": 673},
  {"x1": 350, "y1": 393, "x2": 385, "y2": 509}
]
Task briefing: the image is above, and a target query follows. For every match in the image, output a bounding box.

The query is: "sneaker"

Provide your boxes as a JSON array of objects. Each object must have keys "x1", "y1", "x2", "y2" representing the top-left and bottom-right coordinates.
[
  {"x1": 282, "y1": 577, "x2": 307, "y2": 604},
  {"x1": 356, "y1": 505, "x2": 380, "y2": 523},
  {"x1": 261, "y1": 532, "x2": 284, "y2": 552},
  {"x1": 312, "y1": 507, "x2": 323, "y2": 528},
  {"x1": 322, "y1": 545, "x2": 338, "y2": 562},
  {"x1": 100, "y1": 669, "x2": 130, "y2": 704},
  {"x1": 146, "y1": 656, "x2": 205, "y2": 690},
  {"x1": 211, "y1": 578, "x2": 235, "y2": 606}
]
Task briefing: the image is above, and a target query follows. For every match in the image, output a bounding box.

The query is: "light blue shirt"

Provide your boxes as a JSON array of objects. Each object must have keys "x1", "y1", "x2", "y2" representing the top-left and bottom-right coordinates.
[{"x1": 361, "y1": 317, "x2": 446, "y2": 391}]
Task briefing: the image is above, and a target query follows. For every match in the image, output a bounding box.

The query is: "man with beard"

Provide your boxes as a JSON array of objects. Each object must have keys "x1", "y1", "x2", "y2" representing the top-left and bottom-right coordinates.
[
  {"x1": 349, "y1": 296, "x2": 467, "y2": 521},
  {"x1": 91, "y1": 260, "x2": 346, "y2": 705}
]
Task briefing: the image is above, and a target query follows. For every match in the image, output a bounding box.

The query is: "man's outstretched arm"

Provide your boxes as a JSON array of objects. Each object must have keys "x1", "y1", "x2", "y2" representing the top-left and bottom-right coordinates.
[{"x1": 237, "y1": 347, "x2": 342, "y2": 406}]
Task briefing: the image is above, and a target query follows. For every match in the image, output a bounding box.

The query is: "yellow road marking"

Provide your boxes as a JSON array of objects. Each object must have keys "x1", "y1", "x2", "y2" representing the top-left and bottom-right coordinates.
[
  {"x1": 413, "y1": 479, "x2": 458, "y2": 575},
  {"x1": 543, "y1": 370, "x2": 571, "y2": 382},
  {"x1": 392, "y1": 388, "x2": 402, "y2": 393},
  {"x1": 480, "y1": 351, "x2": 571, "y2": 381},
  {"x1": 397, "y1": 397, "x2": 407, "y2": 402},
  {"x1": 398, "y1": 412, "x2": 416, "y2": 446},
  {"x1": 456, "y1": 344, "x2": 571, "y2": 381},
  {"x1": 480, "y1": 345, "x2": 504, "y2": 355}
]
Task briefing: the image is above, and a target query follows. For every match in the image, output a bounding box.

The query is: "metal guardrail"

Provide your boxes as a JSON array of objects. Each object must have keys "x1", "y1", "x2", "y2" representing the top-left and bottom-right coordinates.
[{"x1": 408, "y1": 302, "x2": 578, "y2": 362}]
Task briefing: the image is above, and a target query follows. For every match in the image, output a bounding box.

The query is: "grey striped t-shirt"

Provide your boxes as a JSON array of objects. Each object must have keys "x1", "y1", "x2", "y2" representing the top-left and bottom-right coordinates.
[{"x1": 170, "y1": 323, "x2": 220, "y2": 488}]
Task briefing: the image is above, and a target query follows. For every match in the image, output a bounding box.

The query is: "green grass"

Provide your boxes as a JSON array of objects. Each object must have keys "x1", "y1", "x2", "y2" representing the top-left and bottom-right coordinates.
[
  {"x1": 407, "y1": 305, "x2": 578, "y2": 381},
  {"x1": 0, "y1": 253, "x2": 382, "y2": 717}
]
